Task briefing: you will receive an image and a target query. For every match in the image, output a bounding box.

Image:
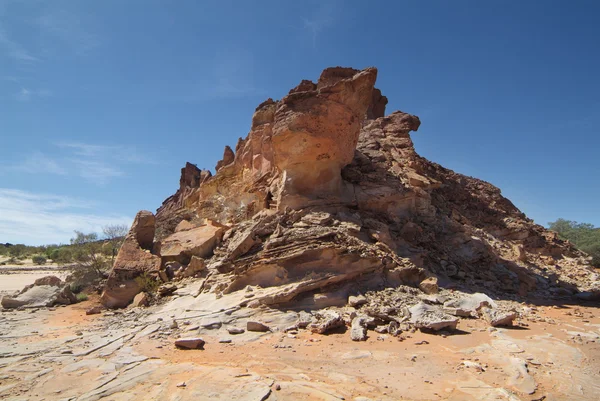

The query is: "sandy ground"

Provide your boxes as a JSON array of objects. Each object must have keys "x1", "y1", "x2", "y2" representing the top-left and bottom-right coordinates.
[
  {"x1": 0, "y1": 287, "x2": 599, "y2": 401},
  {"x1": 0, "y1": 256, "x2": 69, "y2": 295}
]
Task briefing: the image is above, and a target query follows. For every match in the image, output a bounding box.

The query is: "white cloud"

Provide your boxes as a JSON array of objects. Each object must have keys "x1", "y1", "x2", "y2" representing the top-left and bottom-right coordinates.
[
  {"x1": 58, "y1": 142, "x2": 154, "y2": 164},
  {"x1": 15, "y1": 151, "x2": 67, "y2": 175},
  {"x1": 0, "y1": 188, "x2": 131, "y2": 245},
  {"x1": 69, "y1": 159, "x2": 125, "y2": 185},
  {"x1": 6, "y1": 142, "x2": 153, "y2": 185}
]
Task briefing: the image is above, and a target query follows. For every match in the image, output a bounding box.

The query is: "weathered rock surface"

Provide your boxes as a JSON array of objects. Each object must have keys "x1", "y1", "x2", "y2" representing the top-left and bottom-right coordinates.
[
  {"x1": 349, "y1": 294, "x2": 368, "y2": 307},
  {"x1": 350, "y1": 316, "x2": 369, "y2": 341},
  {"x1": 1, "y1": 276, "x2": 76, "y2": 309},
  {"x1": 309, "y1": 310, "x2": 344, "y2": 334},
  {"x1": 157, "y1": 220, "x2": 226, "y2": 264},
  {"x1": 131, "y1": 292, "x2": 149, "y2": 308},
  {"x1": 104, "y1": 65, "x2": 598, "y2": 320},
  {"x1": 100, "y1": 211, "x2": 161, "y2": 308},
  {"x1": 247, "y1": 321, "x2": 270, "y2": 332},
  {"x1": 482, "y1": 308, "x2": 517, "y2": 327},
  {"x1": 409, "y1": 303, "x2": 459, "y2": 331},
  {"x1": 443, "y1": 293, "x2": 496, "y2": 317}
]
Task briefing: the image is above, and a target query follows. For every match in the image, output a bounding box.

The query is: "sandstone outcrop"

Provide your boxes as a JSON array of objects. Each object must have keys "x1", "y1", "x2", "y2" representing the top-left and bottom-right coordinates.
[
  {"x1": 103, "y1": 66, "x2": 598, "y2": 322},
  {"x1": 100, "y1": 211, "x2": 161, "y2": 308},
  {"x1": 156, "y1": 220, "x2": 226, "y2": 264}
]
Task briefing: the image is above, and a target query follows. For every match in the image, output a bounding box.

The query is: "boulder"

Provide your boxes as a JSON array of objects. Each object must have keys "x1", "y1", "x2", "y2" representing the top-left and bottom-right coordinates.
[
  {"x1": 1, "y1": 276, "x2": 76, "y2": 309},
  {"x1": 179, "y1": 256, "x2": 205, "y2": 278},
  {"x1": 350, "y1": 316, "x2": 369, "y2": 341},
  {"x1": 101, "y1": 211, "x2": 161, "y2": 309},
  {"x1": 228, "y1": 327, "x2": 245, "y2": 335},
  {"x1": 443, "y1": 293, "x2": 496, "y2": 317},
  {"x1": 419, "y1": 277, "x2": 439, "y2": 294},
  {"x1": 158, "y1": 283, "x2": 178, "y2": 296},
  {"x1": 131, "y1": 292, "x2": 149, "y2": 308},
  {"x1": 309, "y1": 310, "x2": 344, "y2": 334},
  {"x1": 348, "y1": 294, "x2": 368, "y2": 307},
  {"x1": 481, "y1": 308, "x2": 517, "y2": 327},
  {"x1": 247, "y1": 321, "x2": 270, "y2": 332},
  {"x1": 409, "y1": 302, "x2": 458, "y2": 331},
  {"x1": 86, "y1": 306, "x2": 103, "y2": 315},
  {"x1": 175, "y1": 337, "x2": 205, "y2": 350},
  {"x1": 158, "y1": 220, "x2": 226, "y2": 263}
]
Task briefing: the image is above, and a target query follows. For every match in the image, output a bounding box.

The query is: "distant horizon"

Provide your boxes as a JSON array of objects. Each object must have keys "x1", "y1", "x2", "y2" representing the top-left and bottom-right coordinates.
[{"x1": 1, "y1": 1, "x2": 598, "y2": 245}]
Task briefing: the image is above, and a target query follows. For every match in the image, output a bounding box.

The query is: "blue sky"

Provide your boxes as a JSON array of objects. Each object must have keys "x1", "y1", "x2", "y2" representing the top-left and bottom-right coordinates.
[{"x1": 0, "y1": 0, "x2": 598, "y2": 245}]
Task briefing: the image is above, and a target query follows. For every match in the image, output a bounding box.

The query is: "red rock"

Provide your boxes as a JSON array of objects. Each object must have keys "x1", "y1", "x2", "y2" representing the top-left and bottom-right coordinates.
[
  {"x1": 131, "y1": 292, "x2": 149, "y2": 307},
  {"x1": 215, "y1": 146, "x2": 235, "y2": 171},
  {"x1": 175, "y1": 337, "x2": 205, "y2": 350},
  {"x1": 272, "y1": 67, "x2": 378, "y2": 208},
  {"x1": 100, "y1": 211, "x2": 161, "y2": 309},
  {"x1": 157, "y1": 220, "x2": 226, "y2": 264}
]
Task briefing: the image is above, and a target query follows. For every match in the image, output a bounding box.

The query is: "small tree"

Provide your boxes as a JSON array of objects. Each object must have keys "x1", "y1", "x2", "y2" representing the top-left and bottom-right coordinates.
[
  {"x1": 102, "y1": 224, "x2": 129, "y2": 266},
  {"x1": 70, "y1": 231, "x2": 109, "y2": 276},
  {"x1": 549, "y1": 219, "x2": 600, "y2": 267}
]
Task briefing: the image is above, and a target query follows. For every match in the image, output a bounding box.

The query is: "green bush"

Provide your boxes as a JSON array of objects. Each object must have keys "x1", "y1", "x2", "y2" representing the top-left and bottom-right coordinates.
[
  {"x1": 76, "y1": 293, "x2": 88, "y2": 302},
  {"x1": 50, "y1": 248, "x2": 73, "y2": 264},
  {"x1": 549, "y1": 219, "x2": 600, "y2": 267},
  {"x1": 32, "y1": 255, "x2": 47, "y2": 265},
  {"x1": 134, "y1": 273, "x2": 160, "y2": 293},
  {"x1": 70, "y1": 282, "x2": 83, "y2": 294}
]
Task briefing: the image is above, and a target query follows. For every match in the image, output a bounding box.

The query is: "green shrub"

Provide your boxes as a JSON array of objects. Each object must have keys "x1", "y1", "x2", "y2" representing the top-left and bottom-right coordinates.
[
  {"x1": 32, "y1": 255, "x2": 47, "y2": 265},
  {"x1": 70, "y1": 282, "x2": 83, "y2": 294},
  {"x1": 134, "y1": 273, "x2": 160, "y2": 293},
  {"x1": 549, "y1": 219, "x2": 600, "y2": 267},
  {"x1": 76, "y1": 293, "x2": 88, "y2": 302}
]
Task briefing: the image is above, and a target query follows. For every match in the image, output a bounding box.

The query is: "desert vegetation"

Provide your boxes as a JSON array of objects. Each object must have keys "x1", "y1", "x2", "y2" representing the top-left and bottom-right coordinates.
[
  {"x1": 549, "y1": 219, "x2": 600, "y2": 267},
  {"x1": 0, "y1": 224, "x2": 128, "y2": 268}
]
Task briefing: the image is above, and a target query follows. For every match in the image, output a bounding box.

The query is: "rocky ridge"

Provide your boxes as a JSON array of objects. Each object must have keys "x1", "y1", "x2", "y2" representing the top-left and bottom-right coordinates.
[{"x1": 101, "y1": 66, "x2": 598, "y2": 334}]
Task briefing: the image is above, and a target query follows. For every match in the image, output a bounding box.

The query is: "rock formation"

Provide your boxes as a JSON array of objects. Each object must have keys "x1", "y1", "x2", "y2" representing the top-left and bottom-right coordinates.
[
  {"x1": 100, "y1": 211, "x2": 161, "y2": 308},
  {"x1": 102, "y1": 66, "x2": 599, "y2": 315}
]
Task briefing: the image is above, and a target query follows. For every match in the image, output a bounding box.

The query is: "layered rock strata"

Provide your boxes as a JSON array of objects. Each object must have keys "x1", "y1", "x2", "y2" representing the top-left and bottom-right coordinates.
[{"x1": 101, "y1": 66, "x2": 598, "y2": 310}]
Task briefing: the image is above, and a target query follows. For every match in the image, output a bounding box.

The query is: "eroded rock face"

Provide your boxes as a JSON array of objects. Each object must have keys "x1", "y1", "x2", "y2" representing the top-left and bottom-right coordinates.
[
  {"x1": 272, "y1": 67, "x2": 378, "y2": 208},
  {"x1": 215, "y1": 146, "x2": 235, "y2": 172},
  {"x1": 101, "y1": 211, "x2": 161, "y2": 308},
  {"x1": 157, "y1": 220, "x2": 226, "y2": 264},
  {"x1": 106, "y1": 65, "x2": 597, "y2": 313}
]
